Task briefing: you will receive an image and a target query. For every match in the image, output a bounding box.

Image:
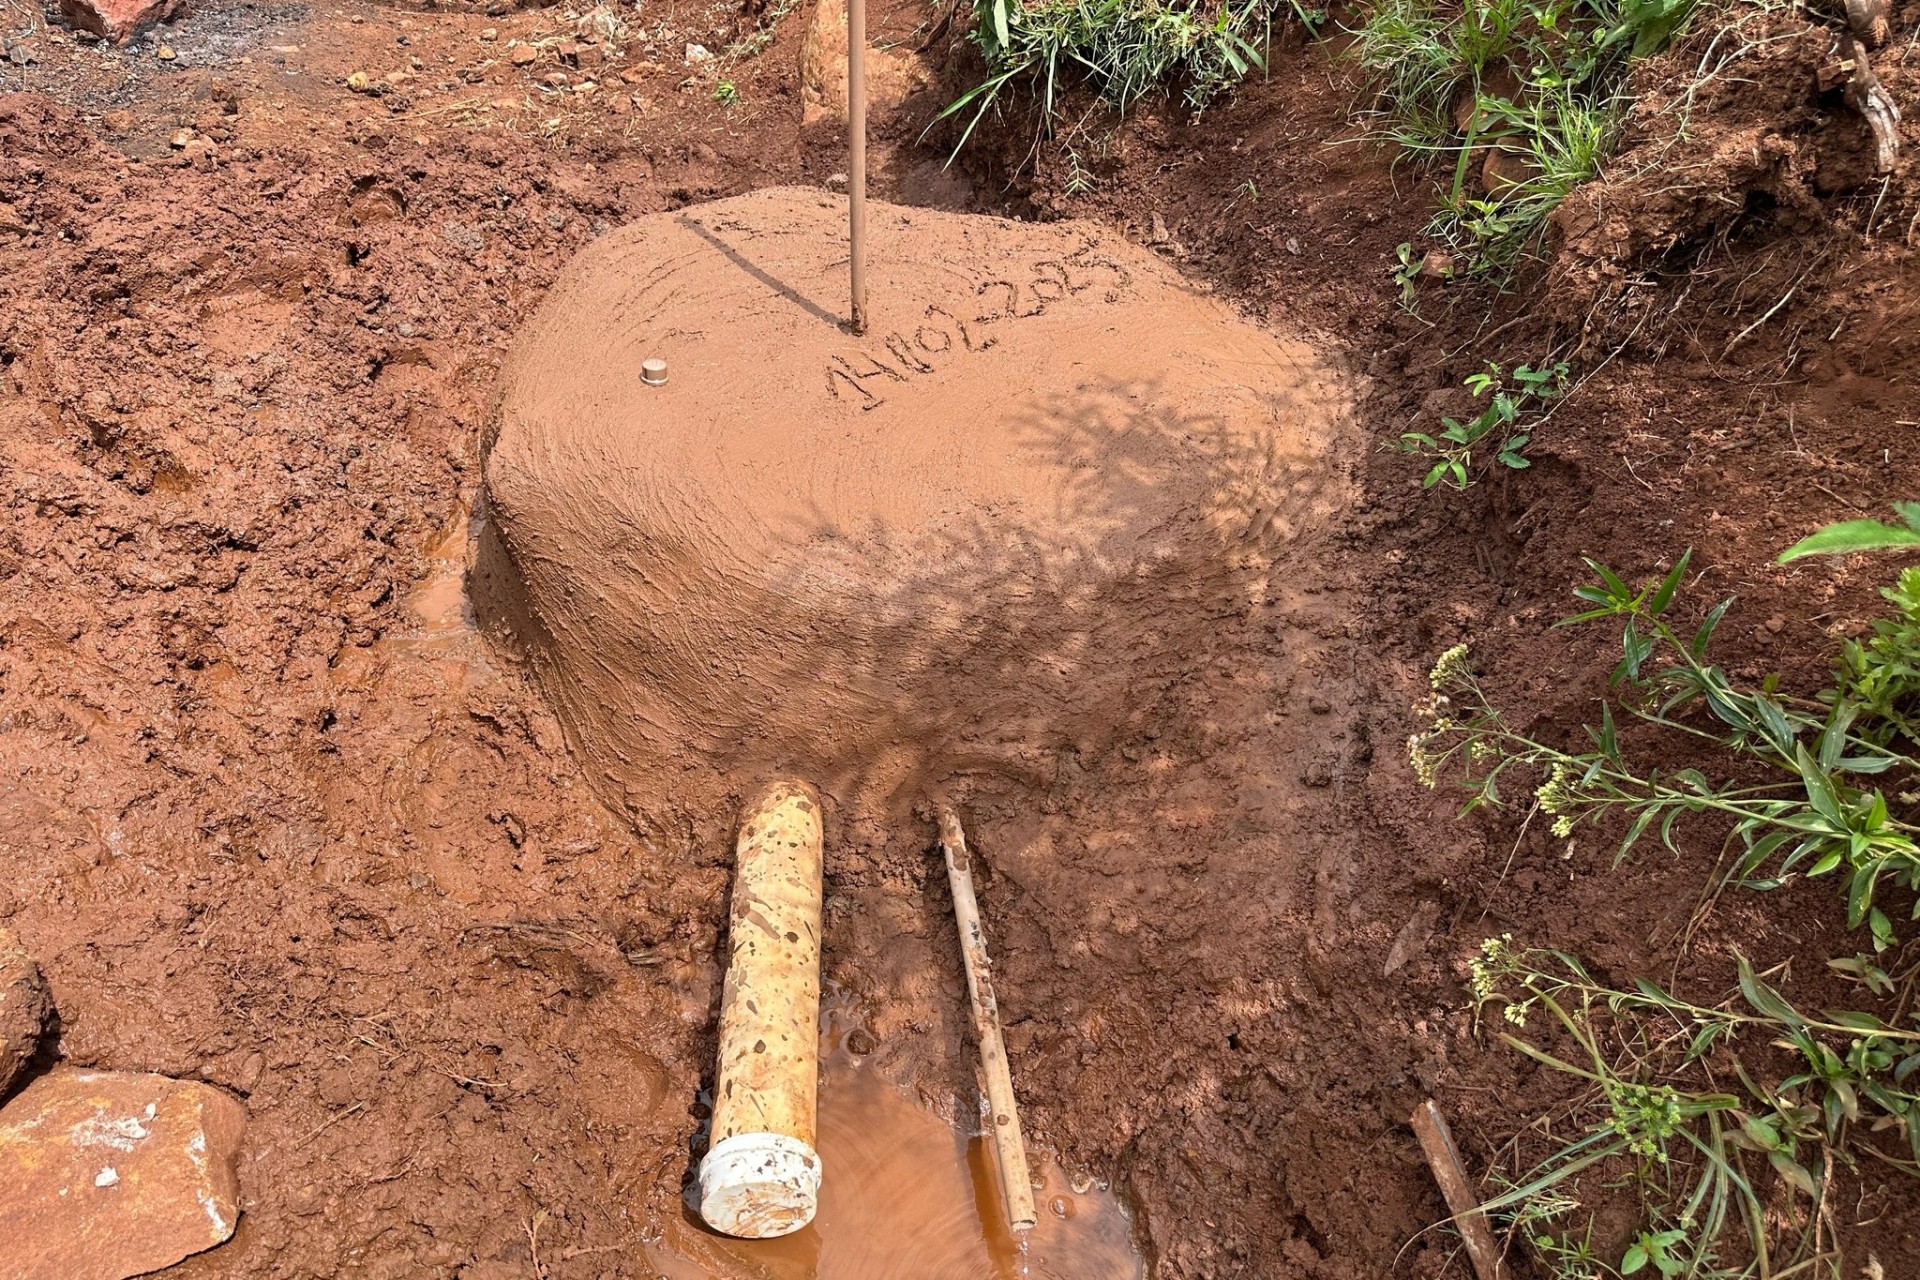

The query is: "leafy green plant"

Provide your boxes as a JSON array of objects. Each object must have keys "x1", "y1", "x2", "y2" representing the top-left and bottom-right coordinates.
[
  {"x1": 1775, "y1": 505, "x2": 1920, "y2": 751},
  {"x1": 1778, "y1": 503, "x2": 1920, "y2": 563},
  {"x1": 1423, "y1": 81, "x2": 1622, "y2": 269},
  {"x1": 936, "y1": 0, "x2": 1271, "y2": 151},
  {"x1": 1398, "y1": 358, "x2": 1567, "y2": 488},
  {"x1": 712, "y1": 79, "x2": 740, "y2": 106},
  {"x1": 1410, "y1": 553, "x2": 1920, "y2": 932},
  {"x1": 1621, "y1": 1229, "x2": 1688, "y2": 1277},
  {"x1": 1391, "y1": 240, "x2": 1428, "y2": 308},
  {"x1": 1834, "y1": 567, "x2": 1920, "y2": 749},
  {"x1": 1468, "y1": 939, "x2": 1920, "y2": 1278},
  {"x1": 1288, "y1": 0, "x2": 1329, "y2": 33},
  {"x1": 1349, "y1": 0, "x2": 1699, "y2": 275}
]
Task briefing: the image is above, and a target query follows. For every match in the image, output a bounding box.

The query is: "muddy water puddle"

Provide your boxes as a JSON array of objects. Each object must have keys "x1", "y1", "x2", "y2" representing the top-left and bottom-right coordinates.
[
  {"x1": 388, "y1": 503, "x2": 490, "y2": 677},
  {"x1": 653, "y1": 1014, "x2": 1143, "y2": 1280}
]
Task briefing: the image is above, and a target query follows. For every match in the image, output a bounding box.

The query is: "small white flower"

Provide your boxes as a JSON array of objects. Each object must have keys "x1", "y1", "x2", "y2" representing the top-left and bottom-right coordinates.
[{"x1": 1429, "y1": 643, "x2": 1472, "y2": 689}]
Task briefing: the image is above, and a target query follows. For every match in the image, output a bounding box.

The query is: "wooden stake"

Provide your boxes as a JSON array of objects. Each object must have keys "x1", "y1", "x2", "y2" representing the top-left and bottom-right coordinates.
[
  {"x1": 1410, "y1": 1100, "x2": 1507, "y2": 1280},
  {"x1": 846, "y1": 0, "x2": 868, "y2": 334},
  {"x1": 937, "y1": 805, "x2": 1036, "y2": 1231}
]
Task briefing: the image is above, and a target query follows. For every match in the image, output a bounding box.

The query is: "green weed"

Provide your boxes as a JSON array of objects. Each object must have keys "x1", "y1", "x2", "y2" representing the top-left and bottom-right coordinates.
[
  {"x1": 1391, "y1": 240, "x2": 1429, "y2": 308},
  {"x1": 1777, "y1": 505, "x2": 1920, "y2": 748},
  {"x1": 1064, "y1": 145, "x2": 1098, "y2": 193},
  {"x1": 1469, "y1": 940, "x2": 1920, "y2": 1278},
  {"x1": 722, "y1": 0, "x2": 801, "y2": 62},
  {"x1": 1833, "y1": 568, "x2": 1920, "y2": 750},
  {"x1": 1350, "y1": 0, "x2": 1701, "y2": 276},
  {"x1": 1778, "y1": 503, "x2": 1920, "y2": 563},
  {"x1": 1397, "y1": 358, "x2": 1567, "y2": 488},
  {"x1": 1410, "y1": 552, "x2": 1920, "y2": 933}
]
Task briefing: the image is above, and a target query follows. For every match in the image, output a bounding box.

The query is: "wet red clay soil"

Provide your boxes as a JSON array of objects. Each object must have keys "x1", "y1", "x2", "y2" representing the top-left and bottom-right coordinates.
[{"x1": 1, "y1": 0, "x2": 1918, "y2": 1276}]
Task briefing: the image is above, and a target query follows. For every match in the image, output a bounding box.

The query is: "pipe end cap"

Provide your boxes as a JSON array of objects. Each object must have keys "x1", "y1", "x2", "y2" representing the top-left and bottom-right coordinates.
[{"x1": 698, "y1": 1132, "x2": 821, "y2": 1238}]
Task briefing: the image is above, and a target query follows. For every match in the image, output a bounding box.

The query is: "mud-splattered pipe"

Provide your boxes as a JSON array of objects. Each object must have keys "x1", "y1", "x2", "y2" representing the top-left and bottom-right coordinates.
[
  {"x1": 937, "y1": 805, "x2": 1038, "y2": 1231},
  {"x1": 699, "y1": 781, "x2": 825, "y2": 1238}
]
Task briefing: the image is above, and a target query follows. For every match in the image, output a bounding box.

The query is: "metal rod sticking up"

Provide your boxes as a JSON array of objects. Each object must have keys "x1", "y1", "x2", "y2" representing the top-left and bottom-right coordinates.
[
  {"x1": 847, "y1": 0, "x2": 868, "y2": 334},
  {"x1": 937, "y1": 804, "x2": 1037, "y2": 1232}
]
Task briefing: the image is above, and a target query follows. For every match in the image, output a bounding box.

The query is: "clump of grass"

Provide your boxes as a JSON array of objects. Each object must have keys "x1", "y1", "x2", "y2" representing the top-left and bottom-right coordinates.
[
  {"x1": 937, "y1": 0, "x2": 1272, "y2": 151},
  {"x1": 1468, "y1": 939, "x2": 1920, "y2": 1278},
  {"x1": 1349, "y1": 0, "x2": 1700, "y2": 274},
  {"x1": 1411, "y1": 551, "x2": 1920, "y2": 940},
  {"x1": 722, "y1": 0, "x2": 801, "y2": 63}
]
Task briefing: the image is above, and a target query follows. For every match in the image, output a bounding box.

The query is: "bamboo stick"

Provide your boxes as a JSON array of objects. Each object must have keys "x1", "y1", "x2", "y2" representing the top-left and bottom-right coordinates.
[
  {"x1": 1410, "y1": 1099, "x2": 1507, "y2": 1280},
  {"x1": 937, "y1": 804, "x2": 1037, "y2": 1232}
]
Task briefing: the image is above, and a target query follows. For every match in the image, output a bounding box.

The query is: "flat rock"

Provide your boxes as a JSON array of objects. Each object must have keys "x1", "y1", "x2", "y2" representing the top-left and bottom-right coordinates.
[
  {"x1": 0, "y1": 1069, "x2": 247, "y2": 1280},
  {"x1": 56, "y1": 0, "x2": 182, "y2": 45},
  {"x1": 0, "y1": 927, "x2": 50, "y2": 1097}
]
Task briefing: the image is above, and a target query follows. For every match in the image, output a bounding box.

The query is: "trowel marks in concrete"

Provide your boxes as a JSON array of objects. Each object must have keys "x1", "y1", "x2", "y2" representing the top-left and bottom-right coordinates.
[{"x1": 481, "y1": 188, "x2": 1349, "y2": 818}]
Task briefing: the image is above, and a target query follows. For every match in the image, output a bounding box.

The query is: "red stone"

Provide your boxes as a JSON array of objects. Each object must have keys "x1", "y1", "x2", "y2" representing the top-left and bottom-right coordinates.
[
  {"x1": 56, "y1": 0, "x2": 183, "y2": 45},
  {"x1": 0, "y1": 1069, "x2": 247, "y2": 1280}
]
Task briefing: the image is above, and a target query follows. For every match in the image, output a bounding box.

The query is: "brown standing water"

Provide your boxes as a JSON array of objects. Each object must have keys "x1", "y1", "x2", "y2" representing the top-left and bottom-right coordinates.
[{"x1": 654, "y1": 1007, "x2": 1143, "y2": 1280}]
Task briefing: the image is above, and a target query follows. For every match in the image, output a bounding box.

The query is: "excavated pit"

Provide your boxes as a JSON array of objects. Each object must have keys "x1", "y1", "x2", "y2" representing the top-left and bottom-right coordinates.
[{"x1": 478, "y1": 187, "x2": 1348, "y2": 825}]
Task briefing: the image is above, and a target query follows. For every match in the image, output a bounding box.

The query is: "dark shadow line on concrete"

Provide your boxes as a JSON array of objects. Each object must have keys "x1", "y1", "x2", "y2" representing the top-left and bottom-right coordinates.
[{"x1": 678, "y1": 214, "x2": 846, "y2": 330}]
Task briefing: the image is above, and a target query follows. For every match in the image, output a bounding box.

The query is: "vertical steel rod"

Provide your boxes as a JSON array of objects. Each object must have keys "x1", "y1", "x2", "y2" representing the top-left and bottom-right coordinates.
[{"x1": 847, "y1": 0, "x2": 868, "y2": 334}]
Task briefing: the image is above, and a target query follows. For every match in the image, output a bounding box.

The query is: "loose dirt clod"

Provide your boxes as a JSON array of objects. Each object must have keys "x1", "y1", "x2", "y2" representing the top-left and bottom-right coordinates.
[
  {"x1": 481, "y1": 187, "x2": 1347, "y2": 827},
  {"x1": 0, "y1": 927, "x2": 51, "y2": 1097}
]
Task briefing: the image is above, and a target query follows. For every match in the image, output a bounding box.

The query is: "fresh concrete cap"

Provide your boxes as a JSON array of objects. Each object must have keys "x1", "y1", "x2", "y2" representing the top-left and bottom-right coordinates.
[{"x1": 698, "y1": 1131, "x2": 821, "y2": 1238}]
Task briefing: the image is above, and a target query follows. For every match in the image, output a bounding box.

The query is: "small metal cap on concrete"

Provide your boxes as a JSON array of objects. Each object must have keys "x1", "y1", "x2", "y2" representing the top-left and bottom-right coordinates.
[{"x1": 640, "y1": 357, "x2": 669, "y2": 386}]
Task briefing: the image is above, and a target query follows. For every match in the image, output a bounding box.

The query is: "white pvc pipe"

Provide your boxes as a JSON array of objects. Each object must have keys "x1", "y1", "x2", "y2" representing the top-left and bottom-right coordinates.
[{"x1": 698, "y1": 781, "x2": 825, "y2": 1238}]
